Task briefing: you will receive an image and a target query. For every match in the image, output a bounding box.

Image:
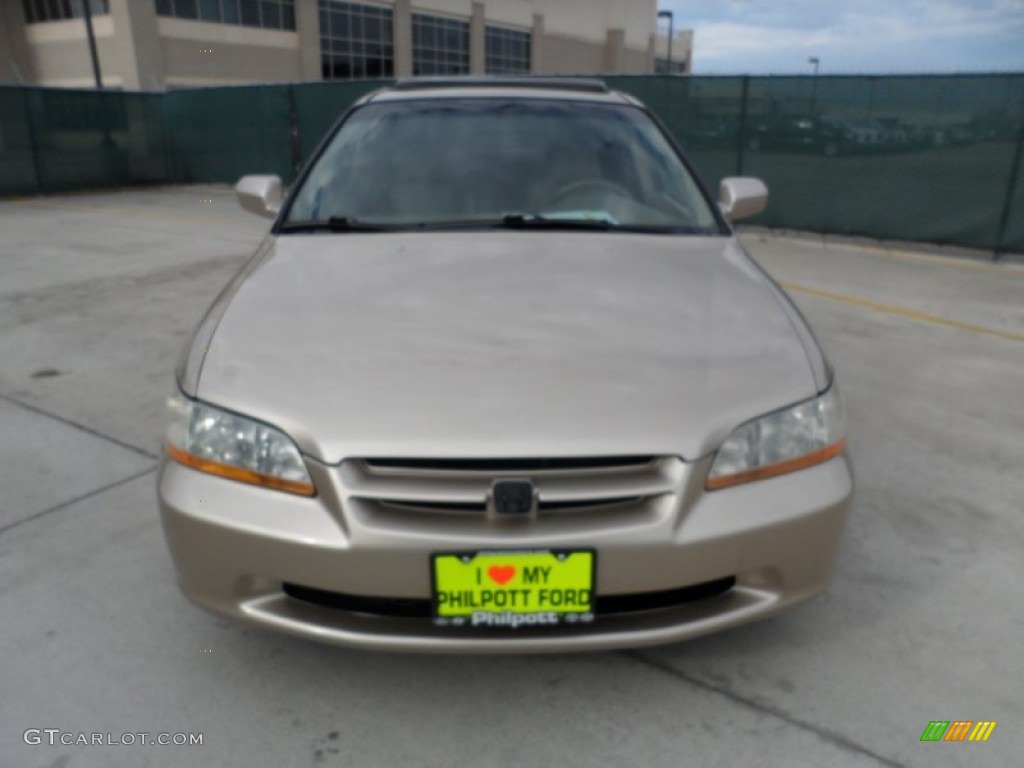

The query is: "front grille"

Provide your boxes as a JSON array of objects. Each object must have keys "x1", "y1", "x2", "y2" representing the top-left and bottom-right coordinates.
[
  {"x1": 282, "y1": 577, "x2": 736, "y2": 619},
  {"x1": 341, "y1": 456, "x2": 681, "y2": 522}
]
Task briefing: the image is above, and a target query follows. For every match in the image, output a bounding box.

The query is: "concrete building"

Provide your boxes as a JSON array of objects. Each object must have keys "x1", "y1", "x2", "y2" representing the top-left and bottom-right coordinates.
[
  {"x1": 655, "y1": 27, "x2": 691, "y2": 75},
  {"x1": 0, "y1": 0, "x2": 692, "y2": 90}
]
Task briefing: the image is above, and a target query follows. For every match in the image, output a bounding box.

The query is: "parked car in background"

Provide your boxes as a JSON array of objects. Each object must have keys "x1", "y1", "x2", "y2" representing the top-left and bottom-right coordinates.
[
  {"x1": 875, "y1": 118, "x2": 910, "y2": 147},
  {"x1": 158, "y1": 78, "x2": 852, "y2": 653},
  {"x1": 685, "y1": 115, "x2": 740, "y2": 148},
  {"x1": 839, "y1": 119, "x2": 885, "y2": 148},
  {"x1": 745, "y1": 115, "x2": 851, "y2": 156}
]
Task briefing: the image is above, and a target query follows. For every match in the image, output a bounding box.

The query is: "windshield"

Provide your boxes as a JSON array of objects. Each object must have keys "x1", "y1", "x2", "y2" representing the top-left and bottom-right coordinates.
[{"x1": 284, "y1": 98, "x2": 721, "y2": 234}]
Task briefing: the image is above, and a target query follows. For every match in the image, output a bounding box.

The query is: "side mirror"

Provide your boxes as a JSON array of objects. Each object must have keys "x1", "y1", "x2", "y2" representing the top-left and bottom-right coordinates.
[
  {"x1": 718, "y1": 177, "x2": 768, "y2": 222},
  {"x1": 236, "y1": 175, "x2": 283, "y2": 219}
]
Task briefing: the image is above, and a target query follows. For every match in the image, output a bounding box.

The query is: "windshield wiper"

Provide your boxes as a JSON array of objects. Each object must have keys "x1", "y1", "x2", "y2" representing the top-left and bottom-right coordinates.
[
  {"x1": 499, "y1": 214, "x2": 700, "y2": 234},
  {"x1": 501, "y1": 213, "x2": 614, "y2": 231},
  {"x1": 279, "y1": 216, "x2": 392, "y2": 233}
]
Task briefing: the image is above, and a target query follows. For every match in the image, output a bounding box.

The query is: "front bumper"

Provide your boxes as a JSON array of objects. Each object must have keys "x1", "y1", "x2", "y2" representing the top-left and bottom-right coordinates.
[{"x1": 157, "y1": 453, "x2": 853, "y2": 653}]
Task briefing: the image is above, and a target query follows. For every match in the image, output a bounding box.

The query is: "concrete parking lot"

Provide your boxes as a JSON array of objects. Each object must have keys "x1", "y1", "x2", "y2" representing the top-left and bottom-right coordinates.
[{"x1": 1, "y1": 186, "x2": 1021, "y2": 768}]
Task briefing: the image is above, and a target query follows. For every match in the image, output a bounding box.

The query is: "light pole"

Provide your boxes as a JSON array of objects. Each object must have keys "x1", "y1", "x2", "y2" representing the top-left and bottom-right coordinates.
[
  {"x1": 81, "y1": 0, "x2": 103, "y2": 88},
  {"x1": 808, "y1": 56, "x2": 820, "y2": 111},
  {"x1": 658, "y1": 10, "x2": 674, "y2": 73}
]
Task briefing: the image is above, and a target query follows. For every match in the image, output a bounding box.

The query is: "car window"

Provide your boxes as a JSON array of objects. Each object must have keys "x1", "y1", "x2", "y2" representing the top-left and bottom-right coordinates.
[{"x1": 286, "y1": 98, "x2": 720, "y2": 233}]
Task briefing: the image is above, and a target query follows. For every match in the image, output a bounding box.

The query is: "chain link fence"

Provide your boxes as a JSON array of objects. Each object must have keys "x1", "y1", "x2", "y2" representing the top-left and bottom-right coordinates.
[{"x1": 2, "y1": 75, "x2": 1022, "y2": 254}]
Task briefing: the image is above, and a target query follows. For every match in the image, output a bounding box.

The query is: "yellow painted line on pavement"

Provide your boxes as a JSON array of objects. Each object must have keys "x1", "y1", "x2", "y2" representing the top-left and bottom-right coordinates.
[
  {"x1": 834, "y1": 242, "x2": 1024, "y2": 274},
  {"x1": 771, "y1": 235, "x2": 1024, "y2": 275},
  {"x1": 779, "y1": 281, "x2": 1024, "y2": 342}
]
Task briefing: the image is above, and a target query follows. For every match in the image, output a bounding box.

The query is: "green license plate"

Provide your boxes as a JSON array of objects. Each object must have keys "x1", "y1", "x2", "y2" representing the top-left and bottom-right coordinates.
[{"x1": 431, "y1": 550, "x2": 595, "y2": 628}]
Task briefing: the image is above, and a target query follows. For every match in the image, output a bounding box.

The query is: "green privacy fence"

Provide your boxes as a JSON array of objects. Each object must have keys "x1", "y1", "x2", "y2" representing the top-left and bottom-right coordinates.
[
  {"x1": 607, "y1": 74, "x2": 1024, "y2": 254},
  {"x1": 164, "y1": 84, "x2": 294, "y2": 184},
  {"x1": 2, "y1": 75, "x2": 1023, "y2": 254},
  {"x1": 163, "y1": 79, "x2": 386, "y2": 183},
  {"x1": 0, "y1": 86, "x2": 167, "y2": 195}
]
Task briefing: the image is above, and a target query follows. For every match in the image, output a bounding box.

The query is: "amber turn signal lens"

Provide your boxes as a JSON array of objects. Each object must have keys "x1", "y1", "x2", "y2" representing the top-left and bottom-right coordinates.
[
  {"x1": 166, "y1": 443, "x2": 316, "y2": 497},
  {"x1": 706, "y1": 439, "x2": 846, "y2": 491}
]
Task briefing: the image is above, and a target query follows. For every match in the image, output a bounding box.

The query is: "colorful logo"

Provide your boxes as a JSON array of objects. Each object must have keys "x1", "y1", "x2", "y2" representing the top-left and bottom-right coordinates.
[{"x1": 920, "y1": 721, "x2": 997, "y2": 742}]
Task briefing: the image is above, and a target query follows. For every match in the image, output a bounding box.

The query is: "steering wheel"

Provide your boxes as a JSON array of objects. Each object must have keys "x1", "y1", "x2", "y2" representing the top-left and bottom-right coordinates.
[{"x1": 542, "y1": 179, "x2": 632, "y2": 210}]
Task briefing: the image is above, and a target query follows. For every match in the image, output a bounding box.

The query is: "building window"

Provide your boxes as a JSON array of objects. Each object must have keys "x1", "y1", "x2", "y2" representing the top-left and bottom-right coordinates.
[
  {"x1": 154, "y1": 0, "x2": 296, "y2": 31},
  {"x1": 485, "y1": 26, "x2": 531, "y2": 75},
  {"x1": 23, "y1": 0, "x2": 109, "y2": 23},
  {"x1": 412, "y1": 14, "x2": 469, "y2": 76},
  {"x1": 319, "y1": 1, "x2": 394, "y2": 80}
]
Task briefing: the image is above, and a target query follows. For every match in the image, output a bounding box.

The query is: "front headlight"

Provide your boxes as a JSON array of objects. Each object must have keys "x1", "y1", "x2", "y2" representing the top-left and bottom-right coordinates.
[
  {"x1": 706, "y1": 384, "x2": 846, "y2": 490},
  {"x1": 165, "y1": 393, "x2": 315, "y2": 496}
]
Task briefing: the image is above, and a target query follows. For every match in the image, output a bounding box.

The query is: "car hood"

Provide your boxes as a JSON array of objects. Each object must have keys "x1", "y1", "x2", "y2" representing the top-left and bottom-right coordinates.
[{"x1": 196, "y1": 232, "x2": 818, "y2": 463}]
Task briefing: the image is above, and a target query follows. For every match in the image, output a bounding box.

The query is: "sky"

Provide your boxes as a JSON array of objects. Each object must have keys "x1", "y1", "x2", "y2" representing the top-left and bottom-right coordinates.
[{"x1": 658, "y1": 0, "x2": 1024, "y2": 74}]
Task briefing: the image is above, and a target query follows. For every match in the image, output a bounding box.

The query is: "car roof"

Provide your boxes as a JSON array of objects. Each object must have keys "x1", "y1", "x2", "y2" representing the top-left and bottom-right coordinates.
[{"x1": 359, "y1": 77, "x2": 642, "y2": 107}]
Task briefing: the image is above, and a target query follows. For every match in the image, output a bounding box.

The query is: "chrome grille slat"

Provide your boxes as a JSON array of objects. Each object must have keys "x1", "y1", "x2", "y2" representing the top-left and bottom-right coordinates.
[
  {"x1": 379, "y1": 500, "x2": 485, "y2": 517},
  {"x1": 379, "y1": 495, "x2": 644, "y2": 516},
  {"x1": 362, "y1": 456, "x2": 658, "y2": 474},
  {"x1": 540, "y1": 496, "x2": 643, "y2": 512}
]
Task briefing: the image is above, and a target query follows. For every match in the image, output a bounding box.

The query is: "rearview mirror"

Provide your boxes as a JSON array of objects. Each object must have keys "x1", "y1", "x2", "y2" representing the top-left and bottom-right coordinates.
[
  {"x1": 236, "y1": 175, "x2": 283, "y2": 219},
  {"x1": 718, "y1": 177, "x2": 768, "y2": 222}
]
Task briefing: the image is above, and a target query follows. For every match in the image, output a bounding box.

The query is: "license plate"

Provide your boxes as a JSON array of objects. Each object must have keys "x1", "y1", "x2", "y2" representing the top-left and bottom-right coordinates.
[{"x1": 432, "y1": 550, "x2": 595, "y2": 629}]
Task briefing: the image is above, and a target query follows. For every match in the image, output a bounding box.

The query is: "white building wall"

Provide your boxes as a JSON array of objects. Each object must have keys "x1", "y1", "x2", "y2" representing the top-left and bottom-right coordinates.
[
  {"x1": 480, "y1": 0, "x2": 535, "y2": 29},
  {"x1": 535, "y1": 0, "x2": 656, "y2": 48},
  {"x1": 410, "y1": 0, "x2": 474, "y2": 19},
  {"x1": 24, "y1": 16, "x2": 120, "y2": 88},
  {"x1": 534, "y1": 0, "x2": 606, "y2": 44}
]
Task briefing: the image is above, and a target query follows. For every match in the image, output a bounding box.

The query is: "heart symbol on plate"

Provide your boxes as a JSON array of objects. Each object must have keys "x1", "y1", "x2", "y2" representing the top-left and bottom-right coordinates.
[{"x1": 487, "y1": 565, "x2": 516, "y2": 586}]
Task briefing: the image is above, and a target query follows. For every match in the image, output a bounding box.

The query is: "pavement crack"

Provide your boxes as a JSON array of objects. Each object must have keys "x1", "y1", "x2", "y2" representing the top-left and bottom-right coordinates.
[
  {"x1": 0, "y1": 393, "x2": 158, "y2": 460},
  {"x1": 621, "y1": 650, "x2": 906, "y2": 768},
  {"x1": 0, "y1": 465, "x2": 158, "y2": 537}
]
